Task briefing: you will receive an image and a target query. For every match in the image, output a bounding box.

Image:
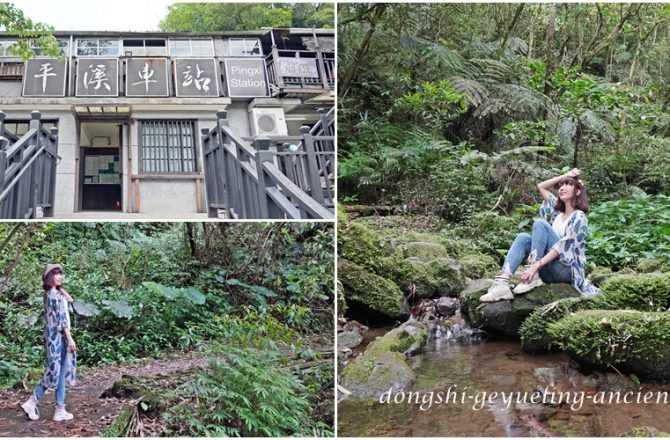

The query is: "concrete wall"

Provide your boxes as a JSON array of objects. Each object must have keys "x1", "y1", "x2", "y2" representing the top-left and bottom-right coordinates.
[
  {"x1": 138, "y1": 179, "x2": 199, "y2": 214},
  {"x1": 0, "y1": 80, "x2": 22, "y2": 97}
]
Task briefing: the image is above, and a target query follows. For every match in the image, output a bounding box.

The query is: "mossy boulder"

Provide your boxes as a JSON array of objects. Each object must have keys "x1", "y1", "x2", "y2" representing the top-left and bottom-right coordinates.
[
  {"x1": 637, "y1": 258, "x2": 670, "y2": 274},
  {"x1": 338, "y1": 219, "x2": 401, "y2": 274},
  {"x1": 340, "y1": 321, "x2": 428, "y2": 398},
  {"x1": 459, "y1": 278, "x2": 494, "y2": 323},
  {"x1": 462, "y1": 283, "x2": 580, "y2": 338},
  {"x1": 549, "y1": 310, "x2": 670, "y2": 380},
  {"x1": 338, "y1": 331, "x2": 364, "y2": 350},
  {"x1": 338, "y1": 259, "x2": 408, "y2": 318},
  {"x1": 621, "y1": 426, "x2": 670, "y2": 437},
  {"x1": 392, "y1": 257, "x2": 465, "y2": 298},
  {"x1": 403, "y1": 242, "x2": 448, "y2": 261},
  {"x1": 598, "y1": 273, "x2": 670, "y2": 311},
  {"x1": 520, "y1": 273, "x2": 670, "y2": 353},
  {"x1": 459, "y1": 254, "x2": 499, "y2": 280},
  {"x1": 520, "y1": 297, "x2": 594, "y2": 353}
]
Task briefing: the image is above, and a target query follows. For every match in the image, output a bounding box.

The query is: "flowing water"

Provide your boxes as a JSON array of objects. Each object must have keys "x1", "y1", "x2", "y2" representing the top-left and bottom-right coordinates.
[{"x1": 338, "y1": 332, "x2": 670, "y2": 437}]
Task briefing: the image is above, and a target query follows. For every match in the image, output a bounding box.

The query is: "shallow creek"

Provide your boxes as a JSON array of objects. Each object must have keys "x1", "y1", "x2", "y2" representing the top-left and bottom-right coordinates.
[{"x1": 338, "y1": 333, "x2": 670, "y2": 436}]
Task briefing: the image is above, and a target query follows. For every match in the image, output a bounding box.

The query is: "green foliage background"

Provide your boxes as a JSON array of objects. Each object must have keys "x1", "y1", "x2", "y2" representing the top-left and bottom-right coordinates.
[
  {"x1": 0, "y1": 222, "x2": 334, "y2": 435},
  {"x1": 338, "y1": 3, "x2": 670, "y2": 270}
]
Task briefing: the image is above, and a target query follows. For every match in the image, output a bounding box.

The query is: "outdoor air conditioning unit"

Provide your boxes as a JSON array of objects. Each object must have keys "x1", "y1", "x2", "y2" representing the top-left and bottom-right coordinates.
[{"x1": 250, "y1": 107, "x2": 288, "y2": 136}]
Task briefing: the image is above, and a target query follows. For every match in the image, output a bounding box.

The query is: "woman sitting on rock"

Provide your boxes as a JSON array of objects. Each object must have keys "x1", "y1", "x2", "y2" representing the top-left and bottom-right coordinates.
[{"x1": 479, "y1": 168, "x2": 600, "y2": 302}]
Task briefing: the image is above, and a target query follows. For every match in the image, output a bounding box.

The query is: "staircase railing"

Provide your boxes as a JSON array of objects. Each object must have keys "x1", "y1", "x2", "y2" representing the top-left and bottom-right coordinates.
[
  {"x1": 274, "y1": 107, "x2": 334, "y2": 209},
  {"x1": 201, "y1": 110, "x2": 334, "y2": 219},
  {"x1": 0, "y1": 111, "x2": 60, "y2": 219}
]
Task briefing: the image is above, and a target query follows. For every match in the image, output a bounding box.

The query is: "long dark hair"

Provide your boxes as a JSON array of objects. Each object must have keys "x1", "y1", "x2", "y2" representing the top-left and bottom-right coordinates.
[
  {"x1": 43, "y1": 268, "x2": 62, "y2": 291},
  {"x1": 554, "y1": 177, "x2": 589, "y2": 213}
]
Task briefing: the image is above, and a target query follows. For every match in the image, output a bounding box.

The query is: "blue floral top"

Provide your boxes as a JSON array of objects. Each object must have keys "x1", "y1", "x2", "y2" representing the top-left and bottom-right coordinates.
[
  {"x1": 539, "y1": 194, "x2": 600, "y2": 297},
  {"x1": 40, "y1": 288, "x2": 77, "y2": 389}
]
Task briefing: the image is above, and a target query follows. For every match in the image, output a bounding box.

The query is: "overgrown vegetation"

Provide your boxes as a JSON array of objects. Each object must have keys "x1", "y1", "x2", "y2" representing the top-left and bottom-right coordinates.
[
  {"x1": 0, "y1": 222, "x2": 334, "y2": 436},
  {"x1": 339, "y1": 3, "x2": 670, "y2": 271}
]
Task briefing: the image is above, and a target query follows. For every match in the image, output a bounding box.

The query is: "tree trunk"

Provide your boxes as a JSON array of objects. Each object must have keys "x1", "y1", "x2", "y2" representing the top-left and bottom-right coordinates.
[
  {"x1": 527, "y1": 4, "x2": 537, "y2": 61},
  {"x1": 573, "y1": 120, "x2": 582, "y2": 169},
  {"x1": 185, "y1": 222, "x2": 197, "y2": 258},
  {"x1": 340, "y1": 4, "x2": 388, "y2": 99},
  {"x1": 544, "y1": 4, "x2": 557, "y2": 97},
  {"x1": 496, "y1": 3, "x2": 525, "y2": 59}
]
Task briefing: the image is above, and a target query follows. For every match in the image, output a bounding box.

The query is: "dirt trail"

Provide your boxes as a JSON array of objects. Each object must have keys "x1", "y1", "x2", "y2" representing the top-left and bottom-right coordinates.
[{"x1": 0, "y1": 352, "x2": 209, "y2": 437}]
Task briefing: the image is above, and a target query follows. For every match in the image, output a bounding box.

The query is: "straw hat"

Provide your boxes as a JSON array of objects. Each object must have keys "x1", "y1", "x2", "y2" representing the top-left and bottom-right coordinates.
[{"x1": 43, "y1": 263, "x2": 63, "y2": 280}]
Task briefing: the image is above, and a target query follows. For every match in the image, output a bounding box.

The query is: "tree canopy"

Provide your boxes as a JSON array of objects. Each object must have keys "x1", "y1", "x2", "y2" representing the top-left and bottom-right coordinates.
[
  {"x1": 0, "y1": 3, "x2": 61, "y2": 60},
  {"x1": 159, "y1": 3, "x2": 334, "y2": 32}
]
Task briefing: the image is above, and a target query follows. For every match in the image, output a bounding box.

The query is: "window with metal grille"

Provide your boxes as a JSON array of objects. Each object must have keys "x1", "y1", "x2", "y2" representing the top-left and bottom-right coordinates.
[{"x1": 139, "y1": 120, "x2": 197, "y2": 173}]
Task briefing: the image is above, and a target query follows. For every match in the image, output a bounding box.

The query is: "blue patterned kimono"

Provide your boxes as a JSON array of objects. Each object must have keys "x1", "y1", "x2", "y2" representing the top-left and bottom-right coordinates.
[
  {"x1": 539, "y1": 194, "x2": 600, "y2": 297},
  {"x1": 40, "y1": 288, "x2": 77, "y2": 389}
]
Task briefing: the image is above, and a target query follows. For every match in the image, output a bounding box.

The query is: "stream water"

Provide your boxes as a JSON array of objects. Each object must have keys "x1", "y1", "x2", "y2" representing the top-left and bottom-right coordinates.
[{"x1": 338, "y1": 333, "x2": 670, "y2": 436}]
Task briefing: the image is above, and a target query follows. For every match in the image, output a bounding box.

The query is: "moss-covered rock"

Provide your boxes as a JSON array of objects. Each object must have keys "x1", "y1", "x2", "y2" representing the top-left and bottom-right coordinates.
[
  {"x1": 459, "y1": 279, "x2": 494, "y2": 323},
  {"x1": 520, "y1": 297, "x2": 595, "y2": 353},
  {"x1": 511, "y1": 284, "x2": 580, "y2": 315},
  {"x1": 340, "y1": 321, "x2": 428, "y2": 398},
  {"x1": 598, "y1": 273, "x2": 670, "y2": 311},
  {"x1": 428, "y1": 258, "x2": 466, "y2": 296},
  {"x1": 403, "y1": 242, "x2": 448, "y2": 261},
  {"x1": 520, "y1": 273, "x2": 670, "y2": 353},
  {"x1": 590, "y1": 268, "x2": 635, "y2": 287},
  {"x1": 338, "y1": 331, "x2": 364, "y2": 350},
  {"x1": 459, "y1": 254, "x2": 499, "y2": 280},
  {"x1": 338, "y1": 259, "x2": 408, "y2": 318},
  {"x1": 338, "y1": 219, "x2": 397, "y2": 274},
  {"x1": 101, "y1": 405, "x2": 134, "y2": 437},
  {"x1": 621, "y1": 426, "x2": 670, "y2": 437},
  {"x1": 461, "y1": 283, "x2": 580, "y2": 338},
  {"x1": 636, "y1": 258, "x2": 670, "y2": 274},
  {"x1": 549, "y1": 310, "x2": 670, "y2": 380}
]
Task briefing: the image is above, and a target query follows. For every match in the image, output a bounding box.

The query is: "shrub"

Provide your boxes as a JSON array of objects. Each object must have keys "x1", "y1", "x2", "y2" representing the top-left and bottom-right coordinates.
[
  {"x1": 163, "y1": 345, "x2": 323, "y2": 437},
  {"x1": 588, "y1": 195, "x2": 670, "y2": 271}
]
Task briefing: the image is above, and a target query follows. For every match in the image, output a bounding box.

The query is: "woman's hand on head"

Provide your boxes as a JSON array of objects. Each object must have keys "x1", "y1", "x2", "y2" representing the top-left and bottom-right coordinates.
[{"x1": 566, "y1": 168, "x2": 580, "y2": 179}]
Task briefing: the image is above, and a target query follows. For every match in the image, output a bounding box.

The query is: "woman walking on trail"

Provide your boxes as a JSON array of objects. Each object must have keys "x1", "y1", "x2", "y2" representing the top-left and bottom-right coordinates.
[
  {"x1": 479, "y1": 168, "x2": 600, "y2": 302},
  {"x1": 21, "y1": 264, "x2": 77, "y2": 422}
]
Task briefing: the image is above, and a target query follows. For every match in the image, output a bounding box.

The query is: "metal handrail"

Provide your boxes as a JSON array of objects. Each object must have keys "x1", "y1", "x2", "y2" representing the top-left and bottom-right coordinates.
[
  {"x1": 0, "y1": 110, "x2": 60, "y2": 219},
  {"x1": 201, "y1": 110, "x2": 334, "y2": 219}
]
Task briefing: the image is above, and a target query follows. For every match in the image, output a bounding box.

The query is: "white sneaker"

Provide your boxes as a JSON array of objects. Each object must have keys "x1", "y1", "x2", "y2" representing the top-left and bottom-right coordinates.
[
  {"x1": 479, "y1": 276, "x2": 514, "y2": 302},
  {"x1": 53, "y1": 406, "x2": 73, "y2": 422},
  {"x1": 20, "y1": 397, "x2": 39, "y2": 421},
  {"x1": 513, "y1": 268, "x2": 545, "y2": 295}
]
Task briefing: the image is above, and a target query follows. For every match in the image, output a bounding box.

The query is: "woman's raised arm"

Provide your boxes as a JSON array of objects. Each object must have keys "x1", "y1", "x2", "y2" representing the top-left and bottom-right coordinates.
[{"x1": 537, "y1": 168, "x2": 580, "y2": 201}]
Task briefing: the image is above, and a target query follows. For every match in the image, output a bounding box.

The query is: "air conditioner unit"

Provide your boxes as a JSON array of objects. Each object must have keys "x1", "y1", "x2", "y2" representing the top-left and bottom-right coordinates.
[{"x1": 250, "y1": 107, "x2": 288, "y2": 136}]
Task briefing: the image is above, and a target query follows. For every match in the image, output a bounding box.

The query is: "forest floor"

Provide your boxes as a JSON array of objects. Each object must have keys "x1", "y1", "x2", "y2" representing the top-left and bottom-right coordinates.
[{"x1": 0, "y1": 351, "x2": 209, "y2": 437}]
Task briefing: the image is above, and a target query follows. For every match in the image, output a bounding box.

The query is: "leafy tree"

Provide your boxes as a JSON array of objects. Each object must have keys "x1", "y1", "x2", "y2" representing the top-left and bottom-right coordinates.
[
  {"x1": 0, "y1": 3, "x2": 61, "y2": 60},
  {"x1": 159, "y1": 3, "x2": 333, "y2": 32}
]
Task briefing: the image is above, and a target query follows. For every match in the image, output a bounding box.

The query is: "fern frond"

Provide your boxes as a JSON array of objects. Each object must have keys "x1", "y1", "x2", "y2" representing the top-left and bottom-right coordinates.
[
  {"x1": 494, "y1": 84, "x2": 550, "y2": 119},
  {"x1": 398, "y1": 35, "x2": 468, "y2": 75},
  {"x1": 467, "y1": 58, "x2": 514, "y2": 81},
  {"x1": 449, "y1": 76, "x2": 490, "y2": 107},
  {"x1": 557, "y1": 117, "x2": 577, "y2": 150},
  {"x1": 493, "y1": 145, "x2": 556, "y2": 161}
]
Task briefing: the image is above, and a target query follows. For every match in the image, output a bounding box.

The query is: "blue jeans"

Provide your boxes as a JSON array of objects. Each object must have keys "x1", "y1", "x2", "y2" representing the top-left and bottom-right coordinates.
[
  {"x1": 34, "y1": 336, "x2": 67, "y2": 405},
  {"x1": 501, "y1": 219, "x2": 572, "y2": 284}
]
